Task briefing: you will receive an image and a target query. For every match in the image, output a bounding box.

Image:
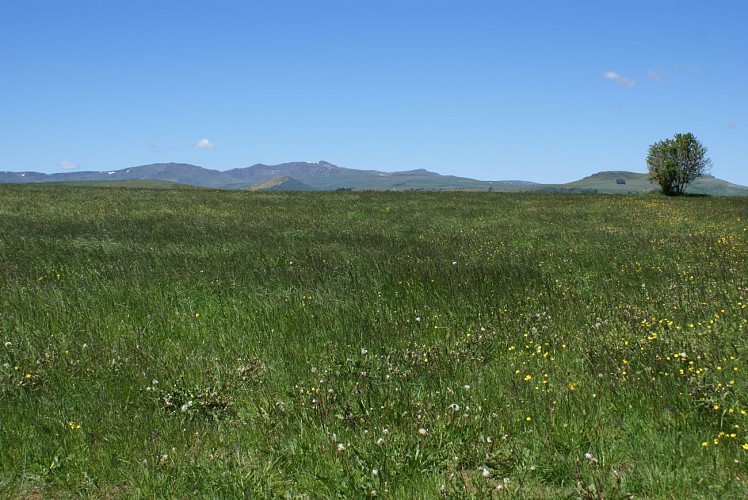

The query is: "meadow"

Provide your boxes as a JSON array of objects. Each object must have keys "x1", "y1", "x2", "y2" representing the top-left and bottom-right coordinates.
[{"x1": 0, "y1": 185, "x2": 746, "y2": 498}]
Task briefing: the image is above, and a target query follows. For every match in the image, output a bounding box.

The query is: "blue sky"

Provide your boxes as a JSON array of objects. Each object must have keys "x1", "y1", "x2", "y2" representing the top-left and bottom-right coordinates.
[{"x1": 1, "y1": 0, "x2": 746, "y2": 184}]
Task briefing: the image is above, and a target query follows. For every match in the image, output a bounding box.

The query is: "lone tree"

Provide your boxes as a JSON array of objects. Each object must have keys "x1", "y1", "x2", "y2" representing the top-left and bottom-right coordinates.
[{"x1": 646, "y1": 132, "x2": 711, "y2": 196}]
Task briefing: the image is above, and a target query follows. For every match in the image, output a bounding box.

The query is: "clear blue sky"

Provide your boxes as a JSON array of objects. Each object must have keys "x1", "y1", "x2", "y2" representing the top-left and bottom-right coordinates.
[{"x1": 1, "y1": 0, "x2": 746, "y2": 184}]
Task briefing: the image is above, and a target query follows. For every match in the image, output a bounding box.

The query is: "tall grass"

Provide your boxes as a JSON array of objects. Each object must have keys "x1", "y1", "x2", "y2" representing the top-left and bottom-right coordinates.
[{"x1": 1, "y1": 185, "x2": 746, "y2": 497}]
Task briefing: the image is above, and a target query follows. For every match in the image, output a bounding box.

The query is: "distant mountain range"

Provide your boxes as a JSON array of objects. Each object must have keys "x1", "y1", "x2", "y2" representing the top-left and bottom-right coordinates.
[
  {"x1": 0, "y1": 161, "x2": 533, "y2": 191},
  {"x1": 2, "y1": 161, "x2": 747, "y2": 195}
]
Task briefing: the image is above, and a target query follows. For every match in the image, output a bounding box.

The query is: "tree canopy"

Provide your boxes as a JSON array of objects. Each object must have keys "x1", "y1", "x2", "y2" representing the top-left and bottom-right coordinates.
[{"x1": 646, "y1": 133, "x2": 711, "y2": 196}]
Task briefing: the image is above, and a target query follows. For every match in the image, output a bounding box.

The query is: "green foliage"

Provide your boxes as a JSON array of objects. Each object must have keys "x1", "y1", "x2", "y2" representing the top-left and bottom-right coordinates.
[
  {"x1": 647, "y1": 132, "x2": 712, "y2": 196},
  {"x1": 152, "y1": 357, "x2": 262, "y2": 421},
  {"x1": 0, "y1": 185, "x2": 746, "y2": 497}
]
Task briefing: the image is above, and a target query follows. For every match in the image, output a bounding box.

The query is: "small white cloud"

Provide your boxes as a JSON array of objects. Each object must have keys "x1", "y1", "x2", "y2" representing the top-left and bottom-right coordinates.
[
  {"x1": 603, "y1": 70, "x2": 636, "y2": 87},
  {"x1": 57, "y1": 161, "x2": 79, "y2": 170},
  {"x1": 193, "y1": 138, "x2": 215, "y2": 150}
]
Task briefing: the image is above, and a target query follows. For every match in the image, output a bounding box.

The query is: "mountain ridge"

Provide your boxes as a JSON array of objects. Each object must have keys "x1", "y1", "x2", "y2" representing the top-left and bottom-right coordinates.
[{"x1": 1, "y1": 162, "x2": 746, "y2": 195}]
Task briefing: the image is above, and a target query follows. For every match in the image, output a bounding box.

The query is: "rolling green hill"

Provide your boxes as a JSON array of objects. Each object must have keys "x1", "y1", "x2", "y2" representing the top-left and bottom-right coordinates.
[
  {"x1": 521, "y1": 171, "x2": 657, "y2": 194},
  {"x1": 520, "y1": 171, "x2": 748, "y2": 196}
]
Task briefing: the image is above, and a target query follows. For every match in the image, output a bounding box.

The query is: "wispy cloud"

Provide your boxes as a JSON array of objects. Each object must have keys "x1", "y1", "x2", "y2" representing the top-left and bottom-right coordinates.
[
  {"x1": 602, "y1": 70, "x2": 636, "y2": 87},
  {"x1": 192, "y1": 138, "x2": 215, "y2": 150},
  {"x1": 645, "y1": 64, "x2": 700, "y2": 84},
  {"x1": 674, "y1": 63, "x2": 700, "y2": 73},
  {"x1": 57, "y1": 161, "x2": 79, "y2": 170},
  {"x1": 647, "y1": 69, "x2": 669, "y2": 82}
]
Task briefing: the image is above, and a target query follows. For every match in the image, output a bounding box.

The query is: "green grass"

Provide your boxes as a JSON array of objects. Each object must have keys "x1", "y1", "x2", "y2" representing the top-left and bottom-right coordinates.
[{"x1": 1, "y1": 185, "x2": 747, "y2": 497}]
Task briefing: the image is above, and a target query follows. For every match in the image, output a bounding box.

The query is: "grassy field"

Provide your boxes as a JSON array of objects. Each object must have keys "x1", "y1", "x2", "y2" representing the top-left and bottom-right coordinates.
[{"x1": 1, "y1": 185, "x2": 746, "y2": 498}]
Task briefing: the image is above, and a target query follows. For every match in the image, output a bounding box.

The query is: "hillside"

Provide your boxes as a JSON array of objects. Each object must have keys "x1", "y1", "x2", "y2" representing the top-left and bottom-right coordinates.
[
  {"x1": 520, "y1": 171, "x2": 748, "y2": 196},
  {"x1": 249, "y1": 176, "x2": 315, "y2": 191},
  {"x1": 51, "y1": 179, "x2": 202, "y2": 190},
  {"x1": 522, "y1": 171, "x2": 657, "y2": 194}
]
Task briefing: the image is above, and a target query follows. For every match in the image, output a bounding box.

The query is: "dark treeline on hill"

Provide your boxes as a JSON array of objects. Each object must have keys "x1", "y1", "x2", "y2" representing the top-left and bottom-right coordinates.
[{"x1": 2, "y1": 161, "x2": 747, "y2": 195}]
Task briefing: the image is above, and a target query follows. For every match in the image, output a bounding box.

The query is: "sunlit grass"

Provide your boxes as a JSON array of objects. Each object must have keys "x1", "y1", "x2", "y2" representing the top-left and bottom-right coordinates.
[{"x1": 0, "y1": 186, "x2": 746, "y2": 497}]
